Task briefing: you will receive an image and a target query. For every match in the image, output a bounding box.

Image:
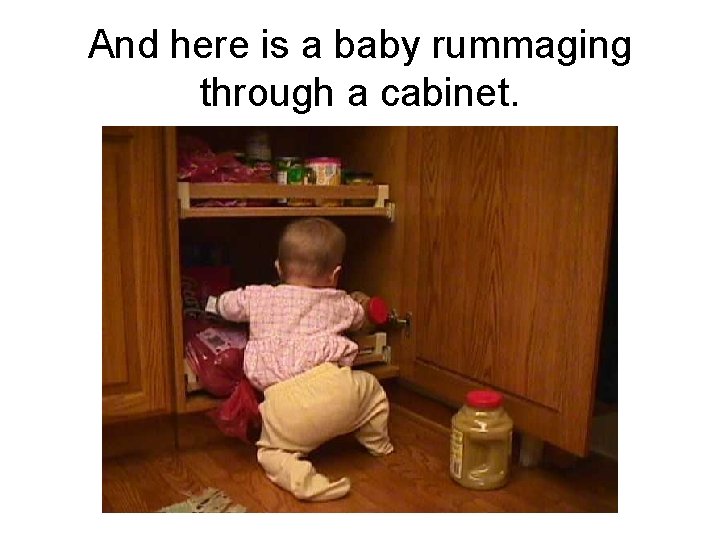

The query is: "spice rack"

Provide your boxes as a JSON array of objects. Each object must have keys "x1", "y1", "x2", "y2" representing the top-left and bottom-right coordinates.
[{"x1": 177, "y1": 182, "x2": 393, "y2": 220}]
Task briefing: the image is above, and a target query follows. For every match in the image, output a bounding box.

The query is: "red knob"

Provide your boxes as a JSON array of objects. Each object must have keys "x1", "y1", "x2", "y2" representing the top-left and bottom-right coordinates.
[{"x1": 367, "y1": 296, "x2": 390, "y2": 325}]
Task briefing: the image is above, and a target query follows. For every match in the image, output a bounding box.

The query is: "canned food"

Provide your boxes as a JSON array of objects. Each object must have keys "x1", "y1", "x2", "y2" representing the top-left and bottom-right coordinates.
[
  {"x1": 287, "y1": 164, "x2": 314, "y2": 207},
  {"x1": 343, "y1": 171, "x2": 375, "y2": 207},
  {"x1": 275, "y1": 157, "x2": 301, "y2": 206},
  {"x1": 246, "y1": 130, "x2": 271, "y2": 162},
  {"x1": 306, "y1": 157, "x2": 342, "y2": 207}
]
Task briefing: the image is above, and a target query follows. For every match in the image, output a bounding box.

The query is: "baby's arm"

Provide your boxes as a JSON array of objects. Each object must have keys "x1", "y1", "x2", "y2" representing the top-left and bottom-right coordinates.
[
  {"x1": 206, "y1": 288, "x2": 250, "y2": 322},
  {"x1": 347, "y1": 291, "x2": 371, "y2": 331}
]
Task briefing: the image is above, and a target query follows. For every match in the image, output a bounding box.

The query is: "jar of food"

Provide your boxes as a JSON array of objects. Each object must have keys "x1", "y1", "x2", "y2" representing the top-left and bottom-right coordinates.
[
  {"x1": 344, "y1": 171, "x2": 375, "y2": 207},
  {"x1": 450, "y1": 390, "x2": 513, "y2": 490},
  {"x1": 275, "y1": 157, "x2": 301, "y2": 206},
  {"x1": 306, "y1": 157, "x2": 342, "y2": 207},
  {"x1": 287, "y1": 164, "x2": 314, "y2": 207},
  {"x1": 246, "y1": 130, "x2": 272, "y2": 163}
]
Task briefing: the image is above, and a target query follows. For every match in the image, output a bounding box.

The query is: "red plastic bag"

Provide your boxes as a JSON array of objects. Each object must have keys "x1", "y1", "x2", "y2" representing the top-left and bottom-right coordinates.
[
  {"x1": 181, "y1": 266, "x2": 232, "y2": 323},
  {"x1": 177, "y1": 135, "x2": 275, "y2": 207},
  {"x1": 185, "y1": 327, "x2": 247, "y2": 396},
  {"x1": 208, "y1": 378, "x2": 262, "y2": 440},
  {"x1": 181, "y1": 265, "x2": 262, "y2": 442},
  {"x1": 177, "y1": 136, "x2": 218, "y2": 182},
  {"x1": 185, "y1": 325, "x2": 262, "y2": 443}
]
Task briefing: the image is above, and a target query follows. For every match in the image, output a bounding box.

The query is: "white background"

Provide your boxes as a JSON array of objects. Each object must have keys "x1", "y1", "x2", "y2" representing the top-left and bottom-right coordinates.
[{"x1": 1, "y1": 0, "x2": 718, "y2": 536}]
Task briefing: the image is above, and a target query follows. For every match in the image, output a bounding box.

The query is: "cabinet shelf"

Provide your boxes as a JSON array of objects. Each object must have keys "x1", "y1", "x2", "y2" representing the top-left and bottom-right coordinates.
[
  {"x1": 178, "y1": 182, "x2": 393, "y2": 220},
  {"x1": 180, "y1": 206, "x2": 390, "y2": 219}
]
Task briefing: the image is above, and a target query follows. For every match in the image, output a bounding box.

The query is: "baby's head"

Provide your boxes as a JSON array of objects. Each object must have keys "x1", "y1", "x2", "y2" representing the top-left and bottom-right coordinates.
[{"x1": 275, "y1": 218, "x2": 346, "y2": 288}]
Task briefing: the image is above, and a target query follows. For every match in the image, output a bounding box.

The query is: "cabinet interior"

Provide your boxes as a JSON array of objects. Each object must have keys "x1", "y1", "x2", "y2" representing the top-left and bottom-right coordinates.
[{"x1": 173, "y1": 126, "x2": 408, "y2": 412}]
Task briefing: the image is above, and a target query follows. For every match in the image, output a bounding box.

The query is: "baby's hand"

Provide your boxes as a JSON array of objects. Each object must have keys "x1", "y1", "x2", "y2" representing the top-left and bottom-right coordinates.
[{"x1": 349, "y1": 291, "x2": 371, "y2": 309}]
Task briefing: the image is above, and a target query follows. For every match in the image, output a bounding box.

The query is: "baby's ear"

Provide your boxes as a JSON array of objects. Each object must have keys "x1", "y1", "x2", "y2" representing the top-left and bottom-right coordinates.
[
  {"x1": 332, "y1": 265, "x2": 342, "y2": 283},
  {"x1": 274, "y1": 259, "x2": 283, "y2": 279}
]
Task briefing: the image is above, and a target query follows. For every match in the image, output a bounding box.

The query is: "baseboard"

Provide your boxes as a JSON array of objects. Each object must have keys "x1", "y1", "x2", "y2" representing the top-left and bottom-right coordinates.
[
  {"x1": 103, "y1": 415, "x2": 176, "y2": 460},
  {"x1": 590, "y1": 410, "x2": 618, "y2": 461}
]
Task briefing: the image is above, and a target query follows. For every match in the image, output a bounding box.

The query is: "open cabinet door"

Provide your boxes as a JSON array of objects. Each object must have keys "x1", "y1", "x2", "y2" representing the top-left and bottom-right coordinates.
[{"x1": 400, "y1": 127, "x2": 617, "y2": 456}]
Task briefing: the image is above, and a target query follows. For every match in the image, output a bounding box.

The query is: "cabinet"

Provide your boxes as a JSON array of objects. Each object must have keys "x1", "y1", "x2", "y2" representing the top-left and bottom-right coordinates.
[
  {"x1": 167, "y1": 127, "x2": 408, "y2": 415},
  {"x1": 102, "y1": 126, "x2": 616, "y2": 457},
  {"x1": 102, "y1": 127, "x2": 174, "y2": 420}
]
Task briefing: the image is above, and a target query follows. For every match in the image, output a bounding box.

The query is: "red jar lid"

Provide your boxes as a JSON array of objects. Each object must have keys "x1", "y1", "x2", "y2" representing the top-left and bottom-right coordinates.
[
  {"x1": 466, "y1": 390, "x2": 503, "y2": 409},
  {"x1": 306, "y1": 157, "x2": 342, "y2": 165},
  {"x1": 367, "y1": 296, "x2": 390, "y2": 325}
]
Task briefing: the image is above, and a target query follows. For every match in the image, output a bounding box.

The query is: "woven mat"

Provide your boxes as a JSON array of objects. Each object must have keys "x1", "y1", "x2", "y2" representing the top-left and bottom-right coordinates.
[{"x1": 157, "y1": 488, "x2": 246, "y2": 513}]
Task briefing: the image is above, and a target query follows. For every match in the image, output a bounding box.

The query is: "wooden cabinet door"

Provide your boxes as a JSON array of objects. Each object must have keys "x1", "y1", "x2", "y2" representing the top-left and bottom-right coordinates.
[
  {"x1": 400, "y1": 127, "x2": 616, "y2": 455},
  {"x1": 103, "y1": 126, "x2": 173, "y2": 420}
]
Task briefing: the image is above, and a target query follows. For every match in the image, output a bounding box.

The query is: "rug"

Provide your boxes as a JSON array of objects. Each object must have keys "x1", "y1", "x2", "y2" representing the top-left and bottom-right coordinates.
[{"x1": 157, "y1": 488, "x2": 246, "y2": 513}]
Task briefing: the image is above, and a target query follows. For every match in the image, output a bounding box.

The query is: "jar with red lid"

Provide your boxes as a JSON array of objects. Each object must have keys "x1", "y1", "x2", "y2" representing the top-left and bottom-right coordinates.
[
  {"x1": 305, "y1": 157, "x2": 342, "y2": 207},
  {"x1": 450, "y1": 390, "x2": 513, "y2": 489}
]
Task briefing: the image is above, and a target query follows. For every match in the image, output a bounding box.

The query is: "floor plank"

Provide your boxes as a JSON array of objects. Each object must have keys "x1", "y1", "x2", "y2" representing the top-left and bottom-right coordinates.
[{"x1": 103, "y1": 403, "x2": 617, "y2": 512}]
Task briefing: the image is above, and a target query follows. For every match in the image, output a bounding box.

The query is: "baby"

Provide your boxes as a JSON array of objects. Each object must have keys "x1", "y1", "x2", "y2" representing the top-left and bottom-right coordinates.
[{"x1": 209, "y1": 217, "x2": 393, "y2": 501}]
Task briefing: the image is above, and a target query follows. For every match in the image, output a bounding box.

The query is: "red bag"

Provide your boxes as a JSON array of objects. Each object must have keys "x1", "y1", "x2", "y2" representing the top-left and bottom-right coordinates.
[
  {"x1": 208, "y1": 378, "x2": 261, "y2": 440},
  {"x1": 185, "y1": 327, "x2": 247, "y2": 396},
  {"x1": 181, "y1": 266, "x2": 232, "y2": 331},
  {"x1": 177, "y1": 136, "x2": 218, "y2": 182},
  {"x1": 177, "y1": 135, "x2": 275, "y2": 207},
  {"x1": 185, "y1": 325, "x2": 262, "y2": 442},
  {"x1": 182, "y1": 266, "x2": 263, "y2": 443}
]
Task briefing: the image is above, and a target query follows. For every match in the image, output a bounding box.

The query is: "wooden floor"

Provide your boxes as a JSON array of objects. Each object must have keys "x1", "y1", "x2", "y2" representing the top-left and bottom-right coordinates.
[{"x1": 103, "y1": 405, "x2": 617, "y2": 512}]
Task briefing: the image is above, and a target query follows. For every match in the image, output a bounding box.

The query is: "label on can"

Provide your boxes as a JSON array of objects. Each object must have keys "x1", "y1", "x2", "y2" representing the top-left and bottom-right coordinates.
[
  {"x1": 287, "y1": 164, "x2": 306, "y2": 185},
  {"x1": 287, "y1": 164, "x2": 313, "y2": 206},
  {"x1": 275, "y1": 158, "x2": 299, "y2": 205},
  {"x1": 276, "y1": 170, "x2": 288, "y2": 204},
  {"x1": 450, "y1": 427, "x2": 463, "y2": 479},
  {"x1": 306, "y1": 158, "x2": 341, "y2": 207}
]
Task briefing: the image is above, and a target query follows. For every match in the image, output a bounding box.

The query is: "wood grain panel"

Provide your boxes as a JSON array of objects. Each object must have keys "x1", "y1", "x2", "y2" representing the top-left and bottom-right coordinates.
[
  {"x1": 102, "y1": 127, "x2": 173, "y2": 420},
  {"x1": 102, "y1": 416, "x2": 176, "y2": 460},
  {"x1": 308, "y1": 127, "x2": 408, "y2": 305},
  {"x1": 309, "y1": 127, "x2": 410, "y2": 371},
  {"x1": 403, "y1": 127, "x2": 616, "y2": 455},
  {"x1": 187, "y1": 183, "x2": 382, "y2": 199},
  {"x1": 102, "y1": 138, "x2": 132, "y2": 387},
  {"x1": 181, "y1": 206, "x2": 389, "y2": 219}
]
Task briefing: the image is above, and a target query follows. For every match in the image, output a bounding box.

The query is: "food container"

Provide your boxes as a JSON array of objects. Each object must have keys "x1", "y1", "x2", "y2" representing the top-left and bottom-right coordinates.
[
  {"x1": 343, "y1": 171, "x2": 375, "y2": 207},
  {"x1": 450, "y1": 390, "x2": 513, "y2": 490},
  {"x1": 287, "y1": 164, "x2": 314, "y2": 207},
  {"x1": 245, "y1": 130, "x2": 271, "y2": 163},
  {"x1": 275, "y1": 157, "x2": 301, "y2": 206},
  {"x1": 305, "y1": 157, "x2": 342, "y2": 207}
]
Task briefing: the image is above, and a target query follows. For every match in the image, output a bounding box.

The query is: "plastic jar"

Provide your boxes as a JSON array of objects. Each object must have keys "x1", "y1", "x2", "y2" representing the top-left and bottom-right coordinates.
[
  {"x1": 344, "y1": 171, "x2": 375, "y2": 207},
  {"x1": 245, "y1": 130, "x2": 271, "y2": 162},
  {"x1": 450, "y1": 390, "x2": 513, "y2": 490},
  {"x1": 306, "y1": 157, "x2": 342, "y2": 207}
]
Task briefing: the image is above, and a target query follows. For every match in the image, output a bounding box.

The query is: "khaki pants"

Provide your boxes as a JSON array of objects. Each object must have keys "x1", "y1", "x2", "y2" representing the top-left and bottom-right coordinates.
[{"x1": 256, "y1": 362, "x2": 393, "y2": 501}]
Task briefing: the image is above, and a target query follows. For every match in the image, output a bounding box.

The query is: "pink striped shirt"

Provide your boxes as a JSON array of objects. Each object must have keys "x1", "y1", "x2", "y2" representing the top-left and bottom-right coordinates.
[{"x1": 217, "y1": 284, "x2": 365, "y2": 391}]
